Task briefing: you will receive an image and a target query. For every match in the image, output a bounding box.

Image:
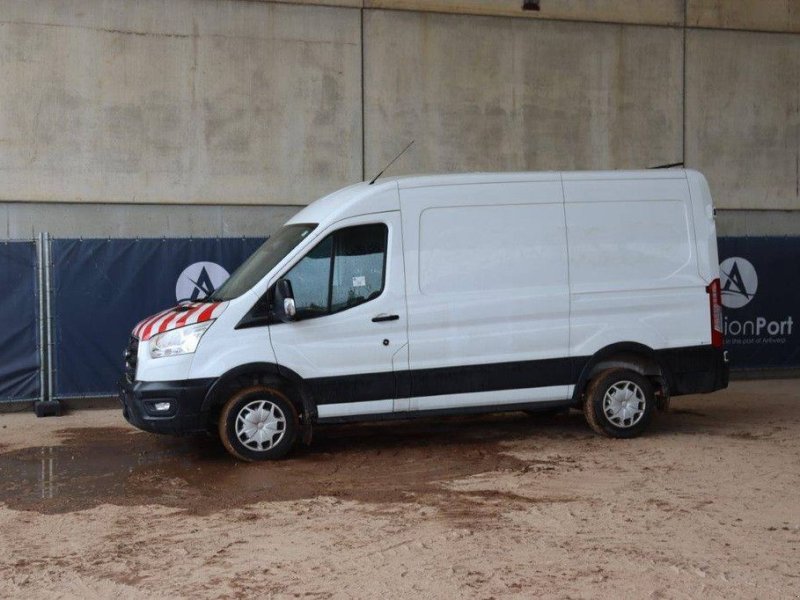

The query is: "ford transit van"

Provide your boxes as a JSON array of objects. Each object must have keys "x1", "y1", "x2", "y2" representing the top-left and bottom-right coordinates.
[{"x1": 119, "y1": 170, "x2": 729, "y2": 461}]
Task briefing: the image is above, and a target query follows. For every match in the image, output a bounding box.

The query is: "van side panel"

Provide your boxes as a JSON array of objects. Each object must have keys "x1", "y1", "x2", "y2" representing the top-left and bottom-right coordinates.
[
  {"x1": 564, "y1": 177, "x2": 712, "y2": 359},
  {"x1": 400, "y1": 181, "x2": 571, "y2": 410}
]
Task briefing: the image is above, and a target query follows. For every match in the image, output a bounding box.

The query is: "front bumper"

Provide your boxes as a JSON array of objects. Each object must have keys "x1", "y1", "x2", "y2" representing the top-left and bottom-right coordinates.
[{"x1": 119, "y1": 378, "x2": 216, "y2": 435}]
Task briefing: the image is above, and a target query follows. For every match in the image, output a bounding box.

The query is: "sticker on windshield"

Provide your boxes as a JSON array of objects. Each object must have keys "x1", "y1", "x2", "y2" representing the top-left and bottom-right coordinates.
[{"x1": 352, "y1": 276, "x2": 366, "y2": 288}]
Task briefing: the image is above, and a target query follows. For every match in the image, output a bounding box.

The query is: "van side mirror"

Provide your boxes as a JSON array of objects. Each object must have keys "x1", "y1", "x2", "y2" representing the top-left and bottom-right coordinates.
[{"x1": 274, "y1": 279, "x2": 296, "y2": 323}]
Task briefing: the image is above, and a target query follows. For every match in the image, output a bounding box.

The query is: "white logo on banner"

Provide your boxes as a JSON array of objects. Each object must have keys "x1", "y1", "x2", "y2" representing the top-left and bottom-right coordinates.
[
  {"x1": 175, "y1": 262, "x2": 229, "y2": 302},
  {"x1": 719, "y1": 257, "x2": 757, "y2": 309},
  {"x1": 719, "y1": 255, "x2": 793, "y2": 340}
]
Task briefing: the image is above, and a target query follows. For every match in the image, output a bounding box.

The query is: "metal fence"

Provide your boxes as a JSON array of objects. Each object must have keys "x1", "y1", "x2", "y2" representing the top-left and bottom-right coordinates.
[
  {"x1": 1, "y1": 235, "x2": 264, "y2": 404},
  {"x1": 0, "y1": 235, "x2": 798, "y2": 405},
  {"x1": 0, "y1": 239, "x2": 41, "y2": 402}
]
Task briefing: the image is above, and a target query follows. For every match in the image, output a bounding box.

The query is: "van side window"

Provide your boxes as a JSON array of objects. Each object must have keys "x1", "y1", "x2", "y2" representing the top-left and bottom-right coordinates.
[{"x1": 283, "y1": 223, "x2": 388, "y2": 319}]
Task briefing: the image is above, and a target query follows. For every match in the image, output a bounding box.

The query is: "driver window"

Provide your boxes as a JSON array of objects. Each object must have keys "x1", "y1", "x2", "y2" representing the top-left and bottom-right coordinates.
[
  {"x1": 331, "y1": 224, "x2": 387, "y2": 312},
  {"x1": 282, "y1": 223, "x2": 387, "y2": 319},
  {"x1": 286, "y1": 235, "x2": 332, "y2": 319}
]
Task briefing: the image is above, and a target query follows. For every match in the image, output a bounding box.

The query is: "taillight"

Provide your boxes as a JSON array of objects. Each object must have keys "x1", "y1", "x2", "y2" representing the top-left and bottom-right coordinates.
[{"x1": 707, "y1": 278, "x2": 723, "y2": 348}]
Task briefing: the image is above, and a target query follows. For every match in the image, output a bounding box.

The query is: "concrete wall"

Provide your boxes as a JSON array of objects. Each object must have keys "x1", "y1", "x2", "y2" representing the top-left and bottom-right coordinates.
[
  {"x1": 363, "y1": 0, "x2": 685, "y2": 26},
  {"x1": 363, "y1": 11, "x2": 682, "y2": 177},
  {"x1": 0, "y1": 0, "x2": 799, "y2": 237},
  {"x1": 687, "y1": 0, "x2": 800, "y2": 33},
  {"x1": 0, "y1": 202, "x2": 300, "y2": 238},
  {"x1": 0, "y1": 0, "x2": 362, "y2": 206},
  {"x1": 686, "y1": 29, "x2": 800, "y2": 211}
]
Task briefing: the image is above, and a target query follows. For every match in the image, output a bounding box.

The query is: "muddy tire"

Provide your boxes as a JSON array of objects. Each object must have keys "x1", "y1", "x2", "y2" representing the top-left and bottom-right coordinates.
[
  {"x1": 583, "y1": 368, "x2": 654, "y2": 438},
  {"x1": 218, "y1": 385, "x2": 299, "y2": 461}
]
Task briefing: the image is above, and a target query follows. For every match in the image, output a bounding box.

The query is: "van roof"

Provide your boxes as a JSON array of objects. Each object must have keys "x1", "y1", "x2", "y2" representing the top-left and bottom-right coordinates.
[
  {"x1": 287, "y1": 169, "x2": 694, "y2": 227},
  {"x1": 388, "y1": 169, "x2": 690, "y2": 189}
]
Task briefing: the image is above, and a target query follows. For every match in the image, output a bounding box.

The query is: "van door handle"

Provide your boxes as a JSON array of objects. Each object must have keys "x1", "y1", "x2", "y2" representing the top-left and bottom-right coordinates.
[{"x1": 372, "y1": 314, "x2": 399, "y2": 322}]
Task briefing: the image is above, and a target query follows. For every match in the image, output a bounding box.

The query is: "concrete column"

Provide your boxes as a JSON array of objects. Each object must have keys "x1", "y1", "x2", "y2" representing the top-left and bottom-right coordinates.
[{"x1": 685, "y1": 28, "x2": 800, "y2": 209}]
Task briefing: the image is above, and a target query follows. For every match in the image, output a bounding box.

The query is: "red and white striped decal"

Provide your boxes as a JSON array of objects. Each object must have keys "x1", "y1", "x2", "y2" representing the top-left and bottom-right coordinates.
[
  {"x1": 131, "y1": 301, "x2": 228, "y2": 341},
  {"x1": 131, "y1": 307, "x2": 173, "y2": 339}
]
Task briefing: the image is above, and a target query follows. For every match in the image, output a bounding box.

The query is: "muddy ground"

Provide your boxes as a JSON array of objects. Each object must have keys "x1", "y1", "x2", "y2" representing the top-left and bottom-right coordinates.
[{"x1": 0, "y1": 380, "x2": 798, "y2": 599}]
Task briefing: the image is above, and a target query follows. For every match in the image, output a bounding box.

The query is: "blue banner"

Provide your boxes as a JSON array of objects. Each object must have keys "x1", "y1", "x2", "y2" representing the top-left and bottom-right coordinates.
[
  {"x1": 0, "y1": 241, "x2": 39, "y2": 401},
  {"x1": 52, "y1": 238, "x2": 265, "y2": 397},
  {"x1": 31, "y1": 235, "x2": 800, "y2": 400},
  {"x1": 718, "y1": 237, "x2": 800, "y2": 370}
]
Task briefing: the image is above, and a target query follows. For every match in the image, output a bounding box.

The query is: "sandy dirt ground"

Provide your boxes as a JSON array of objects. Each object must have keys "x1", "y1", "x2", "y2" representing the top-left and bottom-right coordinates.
[{"x1": 0, "y1": 380, "x2": 798, "y2": 599}]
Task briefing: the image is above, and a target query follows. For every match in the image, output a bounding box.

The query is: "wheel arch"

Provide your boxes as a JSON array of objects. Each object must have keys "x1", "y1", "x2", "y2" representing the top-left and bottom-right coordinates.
[
  {"x1": 201, "y1": 362, "x2": 310, "y2": 417},
  {"x1": 572, "y1": 342, "x2": 674, "y2": 405}
]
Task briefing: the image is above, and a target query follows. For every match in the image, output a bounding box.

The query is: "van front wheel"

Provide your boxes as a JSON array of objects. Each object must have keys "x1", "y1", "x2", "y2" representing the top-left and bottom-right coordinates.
[
  {"x1": 218, "y1": 385, "x2": 299, "y2": 461},
  {"x1": 583, "y1": 369, "x2": 654, "y2": 438}
]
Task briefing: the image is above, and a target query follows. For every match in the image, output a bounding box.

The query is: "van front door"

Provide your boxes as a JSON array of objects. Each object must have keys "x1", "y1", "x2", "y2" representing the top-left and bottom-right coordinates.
[{"x1": 268, "y1": 212, "x2": 408, "y2": 419}]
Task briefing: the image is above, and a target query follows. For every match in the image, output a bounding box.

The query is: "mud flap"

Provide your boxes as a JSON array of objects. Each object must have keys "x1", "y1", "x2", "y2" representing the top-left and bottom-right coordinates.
[
  {"x1": 300, "y1": 389, "x2": 315, "y2": 446},
  {"x1": 655, "y1": 377, "x2": 671, "y2": 412}
]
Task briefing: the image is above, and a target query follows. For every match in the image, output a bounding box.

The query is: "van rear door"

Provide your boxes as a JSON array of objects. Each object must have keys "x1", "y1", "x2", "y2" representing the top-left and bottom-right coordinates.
[{"x1": 398, "y1": 180, "x2": 571, "y2": 412}]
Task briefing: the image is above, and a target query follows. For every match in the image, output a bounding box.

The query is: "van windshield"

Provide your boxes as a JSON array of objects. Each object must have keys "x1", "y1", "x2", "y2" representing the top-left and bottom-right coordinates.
[{"x1": 209, "y1": 224, "x2": 317, "y2": 301}]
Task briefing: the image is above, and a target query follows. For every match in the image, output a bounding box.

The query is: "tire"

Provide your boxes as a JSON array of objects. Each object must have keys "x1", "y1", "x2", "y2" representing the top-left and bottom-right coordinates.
[
  {"x1": 218, "y1": 384, "x2": 299, "y2": 461},
  {"x1": 582, "y1": 368, "x2": 654, "y2": 438}
]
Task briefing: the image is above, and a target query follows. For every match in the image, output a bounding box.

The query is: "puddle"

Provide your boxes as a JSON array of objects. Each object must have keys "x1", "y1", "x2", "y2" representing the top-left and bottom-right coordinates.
[{"x1": 0, "y1": 412, "x2": 588, "y2": 514}]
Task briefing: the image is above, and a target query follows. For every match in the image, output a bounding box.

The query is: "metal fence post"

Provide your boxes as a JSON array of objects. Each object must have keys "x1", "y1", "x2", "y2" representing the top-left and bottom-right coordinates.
[
  {"x1": 36, "y1": 232, "x2": 47, "y2": 403},
  {"x1": 34, "y1": 231, "x2": 61, "y2": 417},
  {"x1": 45, "y1": 232, "x2": 55, "y2": 403}
]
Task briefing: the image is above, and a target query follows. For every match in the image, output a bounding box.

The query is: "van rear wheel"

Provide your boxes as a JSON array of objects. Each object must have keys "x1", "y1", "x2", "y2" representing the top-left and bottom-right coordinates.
[
  {"x1": 583, "y1": 368, "x2": 654, "y2": 438},
  {"x1": 218, "y1": 385, "x2": 299, "y2": 461}
]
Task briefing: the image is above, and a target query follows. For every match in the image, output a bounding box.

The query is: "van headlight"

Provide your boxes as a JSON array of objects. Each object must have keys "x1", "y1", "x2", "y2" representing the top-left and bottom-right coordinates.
[{"x1": 149, "y1": 321, "x2": 213, "y2": 359}]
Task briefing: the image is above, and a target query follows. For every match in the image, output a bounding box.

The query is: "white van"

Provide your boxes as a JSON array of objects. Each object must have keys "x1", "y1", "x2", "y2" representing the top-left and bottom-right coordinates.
[{"x1": 120, "y1": 170, "x2": 729, "y2": 461}]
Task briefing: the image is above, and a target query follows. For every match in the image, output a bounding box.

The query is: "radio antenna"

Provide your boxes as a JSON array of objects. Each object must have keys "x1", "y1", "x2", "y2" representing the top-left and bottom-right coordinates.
[
  {"x1": 369, "y1": 140, "x2": 415, "y2": 185},
  {"x1": 650, "y1": 161, "x2": 684, "y2": 169}
]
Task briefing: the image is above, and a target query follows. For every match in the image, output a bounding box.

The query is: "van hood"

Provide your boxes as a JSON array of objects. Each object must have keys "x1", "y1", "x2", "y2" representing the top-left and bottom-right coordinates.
[{"x1": 132, "y1": 301, "x2": 229, "y2": 341}]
